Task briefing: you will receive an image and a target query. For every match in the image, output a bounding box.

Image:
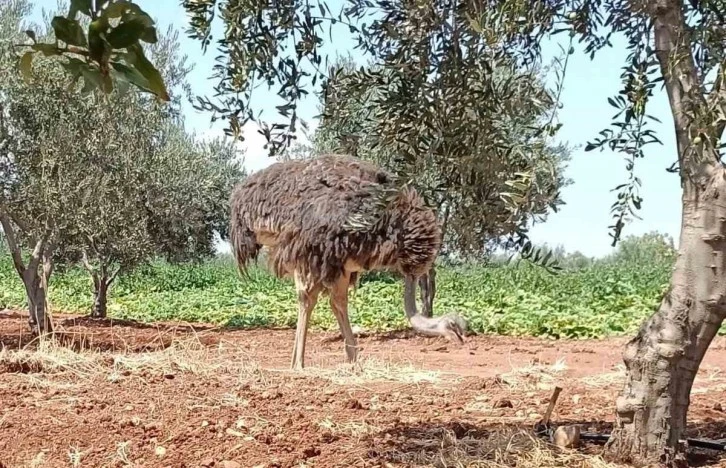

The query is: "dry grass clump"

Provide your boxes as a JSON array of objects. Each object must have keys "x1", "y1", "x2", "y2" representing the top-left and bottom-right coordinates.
[
  {"x1": 0, "y1": 335, "x2": 260, "y2": 383},
  {"x1": 580, "y1": 364, "x2": 625, "y2": 388},
  {"x1": 498, "y1": 357, "x2": 568, "y2": 391},
  {"x1": 0, "y1": 339, "x2": 102, "y2": 377},
  {"x1": 298, "y1": 357, "x2": 441, "y2": 385},
  {"x1": 111, "y1": 338, "x2": 237, "y2": 377},
  {"x1": 369, "y1": 427, "x2": 624, "y2": 468},
  {"x1": 318, "y1": 415, "x2": 381, "y2": 439}
]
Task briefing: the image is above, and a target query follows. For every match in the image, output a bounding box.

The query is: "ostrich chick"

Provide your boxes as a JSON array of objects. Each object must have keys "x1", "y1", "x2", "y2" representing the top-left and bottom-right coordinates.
[{"x1": 229, "y1": 154, "x2": 466, "y2": 369}]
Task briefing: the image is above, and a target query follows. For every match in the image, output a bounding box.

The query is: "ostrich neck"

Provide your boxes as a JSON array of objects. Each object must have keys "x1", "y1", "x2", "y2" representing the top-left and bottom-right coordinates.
[{"x1": 402, "y1": 276, "x2": 444, "y2": 332}]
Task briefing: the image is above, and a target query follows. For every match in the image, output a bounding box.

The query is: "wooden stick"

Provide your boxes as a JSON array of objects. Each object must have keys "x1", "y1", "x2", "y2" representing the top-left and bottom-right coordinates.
[{"x1": 541, "y1": 386, "x2": 562, "y2": 427}]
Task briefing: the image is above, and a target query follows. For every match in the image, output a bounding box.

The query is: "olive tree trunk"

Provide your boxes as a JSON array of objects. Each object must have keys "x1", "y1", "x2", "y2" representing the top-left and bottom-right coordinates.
[
  {"x1": 0, "y1": 212, "x2": 54, "y2": 334},
  {"x1": 606, "y1": 173, "x2": 726, "y2": 465},
  {"x1": 605, "y1": 0, "x2": 726, "y2": 464},
  {"x1": 22, "y1": 269, "x2": 51, "y2": 334},
  {"x1": 82, "y1": 254, "x2": 119, "y2": 319},
  {"x1": 91, "y1": 274, "x2": 110, "y2": 318}
]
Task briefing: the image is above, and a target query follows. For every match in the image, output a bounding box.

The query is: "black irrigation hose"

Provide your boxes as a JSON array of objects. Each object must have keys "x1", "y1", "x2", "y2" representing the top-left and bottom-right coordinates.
[
  {"x1": 532, "y1": 386, "x2": 726, "y2": 453},
  {"x1": 578, "y1": 432, "x2": 726, "y2": 452}
]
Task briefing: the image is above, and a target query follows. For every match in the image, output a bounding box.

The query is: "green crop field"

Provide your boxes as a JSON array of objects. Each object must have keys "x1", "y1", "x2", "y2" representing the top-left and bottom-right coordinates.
[{"x1": 0, "y1": 249, "x2": 675, "y2": 339}]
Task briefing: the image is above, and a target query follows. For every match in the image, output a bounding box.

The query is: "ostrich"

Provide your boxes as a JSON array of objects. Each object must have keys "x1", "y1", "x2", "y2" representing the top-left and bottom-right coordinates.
[{"x1": 229, "y1": 153, "x2": 467, "y2": 369}]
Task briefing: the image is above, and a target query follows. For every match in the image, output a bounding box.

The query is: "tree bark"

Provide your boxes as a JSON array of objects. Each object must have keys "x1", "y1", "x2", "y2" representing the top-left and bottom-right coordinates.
[
  {"x1": 418, "y1": 266, "x2": 436, "y2": 318},
  {"x1": 82, "y1": 253, "x2": 120, "y2": 319},
  {"x1": 0, "y1": 212, "x2": 53, "y2": 334},
  {"x1": 90, "y1": 274, "x2": 111, "y2": 318},
  {"x1": 606, "y1": 168, "x2": 726, "y2": 466},
  {"x1": 22, "y1": 269, "x2": 51, "y2": 334}
]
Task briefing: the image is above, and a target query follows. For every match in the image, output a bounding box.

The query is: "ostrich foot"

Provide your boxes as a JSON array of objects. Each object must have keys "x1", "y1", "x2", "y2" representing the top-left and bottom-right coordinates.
[{"x1": 349, "y1": 360, "x2": 363, "y2": 374}]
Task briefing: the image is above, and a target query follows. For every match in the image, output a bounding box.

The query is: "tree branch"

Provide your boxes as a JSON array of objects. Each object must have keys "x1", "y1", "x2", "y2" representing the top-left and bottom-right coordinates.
[
  {"x1": 651, "y1": 0, "x2": 716, "y2": 177},
  {"x1": 81, "y1": 251, "x2": 101, "y2": 290},
  {"x1": 7, "y1": 212, "x2": 31, "y2": 234},
  {"x1": 0, "y1": 211, "x2": 26, "y2": 274},
  {"x1": 80, "y1": 250, "x2": 95, "y2": 274},
  {"x1": 708, "y1": 59, "x2": 726, "y2": 139},
  {"x1": 27, "y1": 228, "x2": 51, "y2": 275},
  {"x1": 107, "y1": 265, "x2": 121, "y2": 287}
]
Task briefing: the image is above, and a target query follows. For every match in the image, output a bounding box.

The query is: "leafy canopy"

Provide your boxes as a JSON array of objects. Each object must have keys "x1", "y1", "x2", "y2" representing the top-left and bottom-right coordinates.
[
  {"x1": 28, "y1": 0, "x2": 726, "y2": 247},
  {"x1": 18, "y1": 0, "x2": 169, "y2": 100},
  {"x1": 314, "y1": 55, "x2": 572, "y2": 260}
]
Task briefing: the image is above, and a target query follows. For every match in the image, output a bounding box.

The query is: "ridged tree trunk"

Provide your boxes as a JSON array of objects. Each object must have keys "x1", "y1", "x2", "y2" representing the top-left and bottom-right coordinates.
[
  {"x1": 90, "y1": 274, "x2": 110, "y2": 318},
  {"x1": 22, "y1": 269, "x2": 51, "y2": 334},
  {"x1": 606, "y1": 171, "x2": 726, "y2": 465},
  {"x1": 0, "y1": 213, "x2": 53, "y2": 334},
  {"x1": 605, "y1": 0, "x2": 726, "y2": 464},
  {"x1": 83, "y1": 256, "x2": 119, "y2": 319}
]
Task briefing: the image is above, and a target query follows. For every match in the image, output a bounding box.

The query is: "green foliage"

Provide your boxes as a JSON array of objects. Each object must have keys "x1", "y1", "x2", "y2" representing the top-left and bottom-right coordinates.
[
  {"x1": 1, "y1": 4, "x2": 245, "y2": 319},
  {"x1": 313, "y1": 57, "x2": 572, "y2": 265},
  {"x1": 0, "y1": 235, "x2": 682, "y2": 339},
  {"x1": 19, "y1": 0, "x2": 169, "y2": 100}
]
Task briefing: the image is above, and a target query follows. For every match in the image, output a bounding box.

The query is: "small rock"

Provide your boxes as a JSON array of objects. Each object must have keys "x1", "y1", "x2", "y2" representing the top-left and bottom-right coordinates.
[
  {"x1": 123, "y1": 405, "x2": 134, "y2": 411},
  {"x1": 226, "y1": 428, "x2": 245, "y2": 437},
  {"x1": 302, "y1": 446, "x2": 321, "y2": 458},
  {"x1": 221, "y1": 461, "x2": 241, "y2": 468},
  {"x1": 144, "y1": 422, "x2": 161, "y2": 432},
  {"x1": 572, "y1": 394, "x2": 581, "y2": 405},
  {"x1": 154, "y1": 446, "x2": 167, "y2": 458},
  {"x1": 261, "y1": 390, "x2": 281, "y2": 400},
  {"x1": 553, "y1": 425, "x2": 581, "y2": 448},
  {"x1": 714, "y1": 402, "x2": 723, "y2": 412},
  {"x1": 200, "y1": 458, "x2": 215, "y2": 467},
  {"x1": 345, "y1": 399, "x2": 364, "y2": 410}
]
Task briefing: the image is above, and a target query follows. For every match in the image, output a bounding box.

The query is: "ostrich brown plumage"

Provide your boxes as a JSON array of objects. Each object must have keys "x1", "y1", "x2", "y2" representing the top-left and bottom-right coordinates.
[{"x1": 229, "y1": 154, "x2": 467, "y2": 369}]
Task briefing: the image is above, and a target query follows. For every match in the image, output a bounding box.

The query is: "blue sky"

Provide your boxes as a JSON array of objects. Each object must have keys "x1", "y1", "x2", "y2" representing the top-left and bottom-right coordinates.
[{"x1": 30, "y1": 1, "x2": 683, "y2": 258}]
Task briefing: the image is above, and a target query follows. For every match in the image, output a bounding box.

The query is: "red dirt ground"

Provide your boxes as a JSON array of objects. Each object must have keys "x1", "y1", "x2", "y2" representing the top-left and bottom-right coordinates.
[{"x1": 2, "y1": 309, "x2": 726, "y2": 467}]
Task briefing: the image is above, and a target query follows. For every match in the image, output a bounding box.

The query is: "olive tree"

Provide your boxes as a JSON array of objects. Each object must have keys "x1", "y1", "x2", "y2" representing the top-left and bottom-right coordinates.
[
  {"x1": 56, "y1": 29, "x2": 245, "y2": 318},
  {"x1": 0, "y1": 33, "x2": 90, "y2": 332},
  {"x1": 3, "y1": 1, "x2": 244, "y2": 325},
  {"x1": 0, "y1": 0, "x2": 173, "y2": 331},
  {"x1": 313, "y1": 56, "x2": 571, "y2": 314},
  {"x1": 65, "y1": 120, "x2": 243, "y2": 318},
  {"x1": 0, "y1": 0, "x2": 105, "y2": 333}
]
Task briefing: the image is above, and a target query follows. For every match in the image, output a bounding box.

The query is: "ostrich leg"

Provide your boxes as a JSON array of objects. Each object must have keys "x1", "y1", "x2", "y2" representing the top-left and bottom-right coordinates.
[
  {"x1": 330, "y1": 273, "x2": 357, "y2": 363},
  {"x1": 291, "y1": 272, "x2": 321, "y2": 370}
]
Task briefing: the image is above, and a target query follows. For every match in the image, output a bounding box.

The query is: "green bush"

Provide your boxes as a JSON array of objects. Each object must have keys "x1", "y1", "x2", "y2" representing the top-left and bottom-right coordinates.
[{"x1": 0, "y1": 249, "x2": 677, "y2": 339}]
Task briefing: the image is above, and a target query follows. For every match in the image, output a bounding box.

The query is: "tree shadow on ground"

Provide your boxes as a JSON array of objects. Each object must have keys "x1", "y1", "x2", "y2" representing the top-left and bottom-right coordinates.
[
  {"x1": 320, "y1": 329, "x2": 423, "y2": 344},
  {"x1": 56, "y1": 315, "x2": 214, "y2": 333},
  {"x1": 363, "y1": 419, "x2": 726, "y2": 467}
]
